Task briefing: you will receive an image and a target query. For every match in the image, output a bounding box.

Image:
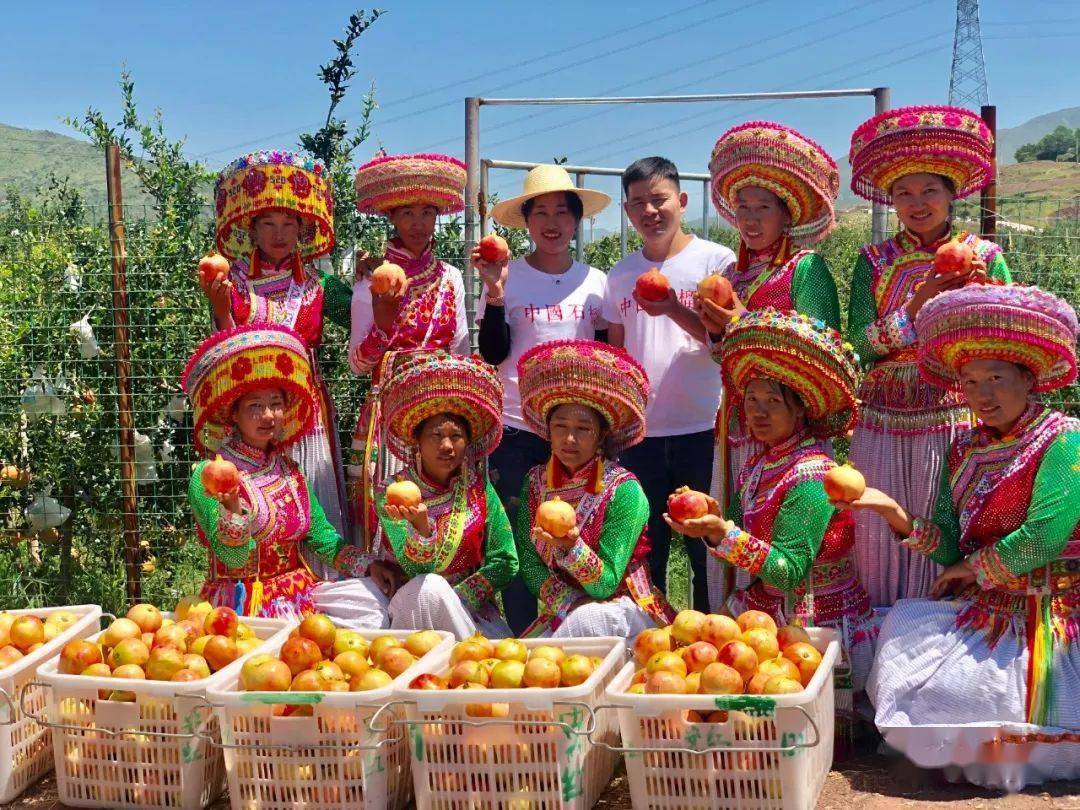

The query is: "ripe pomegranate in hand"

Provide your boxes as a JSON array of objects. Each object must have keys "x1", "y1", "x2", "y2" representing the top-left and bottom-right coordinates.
[
  {"x1": 667, "y1": 487, "x2": 710, "y2": 522},
  {"x1": 198, "y1": 253, "x2": 230, "y2": 285},
  {"x1": 370, "y1": 262, "x2": 407, "y2": 295},
  {"x1": 385, "y1": 480, "x2": 422, "y2": 509},
  {"x1": 933, "y1": 240, "x2": 974, "y2": 275},
  {"x1": 536, "y1": 497, "x2": 577, "y2": 538},
  {"x1": 201, "y1": 455, "x2": 240, "y2": 497},
  {"x1": 697, "y1": 274, "x2": 734, "y2": 307},
  {"x1": 478, "y1": 234, "x2": 510, "y2": 264},
  {"x1": 635, "y1": 268, "x2": 671, "y2": 302},
  {"x1": 823, "y1": 465, "x2": 865, "y2": 502}
]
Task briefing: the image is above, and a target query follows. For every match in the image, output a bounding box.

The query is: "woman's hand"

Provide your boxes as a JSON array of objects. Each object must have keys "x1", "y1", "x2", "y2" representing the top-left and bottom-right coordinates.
[
  {"x1": 216, "y1": 490, "x2": 243, "y2": 515},
  {"x1": 663, "y1": 511, "x2": 732, "y2": 545},
  {"x1": 198, "y1": 266, "x2": 233, "y2": 324},
  {"x1": 367, "y1": 559, "x2": 407, "y2": 598},
  {"x1": 906, "y1": 270, "x2": 968, "y2": 320},
  {"x1": 470, "y1": 246, "x2": 509, "y2": 301},
  {"x1": 829, "y1": 487, "x2": 915, "y2": 537},
  {"x1": 694, "y1": 289, "x2": 747, "y2": 333},
  {"x1": 371, "y1": 285, "x2": 406, "y2": 333},
  {"x1": 929, "y1": 559, "x2": 976, "y2": 599},
  {"x1": 385, "y1": 502, "x2": 431, "y2": 537},
  {"x1": 532, "y1": 524, "x2": 579, "y2": 551}
]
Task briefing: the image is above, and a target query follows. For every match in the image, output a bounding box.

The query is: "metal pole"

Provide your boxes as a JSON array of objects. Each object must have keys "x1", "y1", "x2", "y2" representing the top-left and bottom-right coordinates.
[
  {"x1": 479, "y1": 161, "x2": 490, "y2": 238},
  {"x1": 105, "y1": 144, "x2": 141, "y2": 604},
  {"x1": 871, "y1": 87, "x2": 891, "y2": 245},
  {"x1": 479, "y1": 88, "x2": 882, "y2": 106},
  {"x1": 575, "y1": 171, "x2": 585, "y2": 262},
  {"x1": 464, "y1": 97, "x2": 481, "y2": 345},
  {"x1": 980, "y1": 104, "x2": 997, "y2": 241},
  {"x1": 701, "y1": 179, "x2": 709, "y2": 239},
  {"x1": 619, "y1": 186, "x2": 628, "y2": 258}
]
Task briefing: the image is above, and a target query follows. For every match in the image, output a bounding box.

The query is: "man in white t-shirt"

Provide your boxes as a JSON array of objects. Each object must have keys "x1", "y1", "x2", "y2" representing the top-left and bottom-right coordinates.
[{"x1": 603, "y1": 157, "x2": 735, "y2": 611}]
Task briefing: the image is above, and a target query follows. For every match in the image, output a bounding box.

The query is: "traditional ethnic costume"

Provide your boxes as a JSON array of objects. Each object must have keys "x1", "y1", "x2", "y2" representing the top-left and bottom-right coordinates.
[
  {"x1": 869, "y1": 284, "x2": 1080, "y2": 786},
  {"x1": 214, "y1": 151, "x2": 352, "y2": 576},
  {"x1": 346, "y1": 154, "x2": 471, "y2": 547},
  {"x1": 183, "y1": 325, "x2": 372, "y2": 618},
  {"x1": 513, "y1": 340, "x2": 675, "y2": 638},
  {"x1": 712, "y1": 309, "x2": 876, "y2": 691},
  {"x1": 333, "y1": 352, "x2": 517, "y2": 638},
  {"x1": 845, "y1": 106, "x2": 1012, "y2": 606},
  {"x1": 706, "y1": 122, "x2": 843, "y2": 609}
]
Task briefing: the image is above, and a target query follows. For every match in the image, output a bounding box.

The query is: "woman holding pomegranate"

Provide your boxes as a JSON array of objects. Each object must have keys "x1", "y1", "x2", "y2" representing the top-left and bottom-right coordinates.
[
  {"x1": 473, "y1": 164, "x2": 611, "y2": 633},
  {"x1": 844, "y1": 106, "x2": 1012, "y2": 607},
  {"x1": 351, "y1": 352, "x2": 517, "y2": 638},
  {"x1": 200, "y1": 151, "x2": 354, "y2": 573},
  {"x1": 700, "y1": 122, "x2": 843, "y2": 609},
  {"x1": 182, "y1": 325, "x2": 397, "y2": 619},
  {"x1": 835, "y1": 286, "x2": 1079, "y2": 779},
  {"x1": 513, "y1": 340, "x2": 675, "y2": 638},
  {"x1": 665, "y1": 310, "x2": 876, "y2": 690},
  {"x1": 345, "y1": 154, "x2": 471, "y2": 547}
]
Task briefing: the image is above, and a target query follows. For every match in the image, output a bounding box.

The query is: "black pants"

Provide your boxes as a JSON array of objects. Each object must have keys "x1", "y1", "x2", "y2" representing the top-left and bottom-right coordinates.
[
  {"x1": 618, "y1": 430, "x2": 714, "y2": 611},
  {"x1": 488, "y1": 426, "x2": 551, "y2": 634}
]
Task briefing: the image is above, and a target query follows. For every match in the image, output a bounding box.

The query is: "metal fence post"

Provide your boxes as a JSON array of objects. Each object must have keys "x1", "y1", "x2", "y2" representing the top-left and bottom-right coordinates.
[
  {"x1": 701, "y1": 179, "x2": 710, "y2": 239},
  {"x1": 479, "y1": 160, "x2": 490, "y2": 238},
  {"x1": 871, "y1": 87, "x2": 891, "y2": 245},
  {"x1": 464, "y1": 97, "x2": 481, "y2": 344},
  {"x1": 619, "y1": 186, "x2": 628, "y2": 259},
  {"x1": 575, "y1": 171, "x2": 585, "y2": 262},
  {"x1": 980, "y1": 104, "x2": 997, "y2": 241},
  {"x1": 105, "y1": 144, "x2": 142, "y2": 604}
]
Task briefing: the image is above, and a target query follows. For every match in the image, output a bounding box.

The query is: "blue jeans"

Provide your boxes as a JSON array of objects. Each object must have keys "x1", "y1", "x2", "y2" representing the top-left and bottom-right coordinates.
[
  {"x1": 489, "y1": 426, "x2": 551, "y2": 634},
  {"x1": 618, "y1": 430, "x2": 714, "y2": 611}
]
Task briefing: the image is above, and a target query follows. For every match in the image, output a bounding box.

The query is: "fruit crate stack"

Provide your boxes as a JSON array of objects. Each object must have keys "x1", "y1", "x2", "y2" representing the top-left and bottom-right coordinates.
[
  {"x1": 0, "y1": 605, "x2": 102, "y2": 803},
  {"x1": 36, "y1": 603, "x2": 292, "y2": 810},
  {"x1": 394, "y1": 635, "x2": 625, "y2": 810},
  {"x1": 206, "y1": 618, "x2": 454, "y2": 810}
]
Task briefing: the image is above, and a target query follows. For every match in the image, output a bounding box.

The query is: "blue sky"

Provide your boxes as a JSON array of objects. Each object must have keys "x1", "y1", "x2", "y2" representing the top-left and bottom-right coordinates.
[{"x1": 3, "y1": 1, "x2": 1078, "y2": 229}]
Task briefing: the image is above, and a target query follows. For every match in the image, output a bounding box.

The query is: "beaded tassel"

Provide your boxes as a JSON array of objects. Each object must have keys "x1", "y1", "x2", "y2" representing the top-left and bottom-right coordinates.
[
  {"x1": 233, "y1": 581, "x2": 247, "y2": 615},
  {"x1": 1025, "y1": 592, "x2": 1054, "y2": 726},
  {"x1": 248, "y1": 577, "x2": 265, "y2": 618}
]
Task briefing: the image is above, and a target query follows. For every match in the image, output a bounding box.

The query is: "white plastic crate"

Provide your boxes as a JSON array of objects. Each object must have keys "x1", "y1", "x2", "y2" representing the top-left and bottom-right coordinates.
[
  {"x1": 205, "y1": 627, "x2": 454, "y2": 810},
  {"x1": 604, "y1": 627, "x2": 839, "y2": 810},
  {"x1": 34, "y1": 612, "x2": 292, "y2": 810},
  {"x1": 390, "y1": 636, "x2": 626, "y2": 810},
  {"x1": 0, "y1": 604, "x2": 102, "y2": 803}
]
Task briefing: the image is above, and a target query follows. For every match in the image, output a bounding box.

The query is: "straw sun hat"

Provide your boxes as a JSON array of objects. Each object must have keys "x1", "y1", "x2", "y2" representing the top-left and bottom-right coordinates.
[{"x1": 491, "y1": 165, "x2": 610, "y2": 229}]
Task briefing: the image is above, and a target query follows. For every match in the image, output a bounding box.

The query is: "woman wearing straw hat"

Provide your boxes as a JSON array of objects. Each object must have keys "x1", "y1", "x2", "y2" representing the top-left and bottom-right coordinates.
[
  {"x1": 844, "y1": 106, "x2": 1012, "y2": 607},
  {"x1": 183, "y1": 325, "x2": 392, "y2": 619},
  {"x1": 836, "y1": 284, "x2": 1079, "y2": 785},
  {"x1": 513, "y1": 339, "x2": 675, "y2": 638},
  {"x1": 346, "y1": 153, "x2": 471, "y2": 549},
  {"x1": 699, "y1": 122, "x2": 843, "y2": 610},
  {"x1": 473, "y1": 164, "x2": 610, "y2": 633},
  {"x1": 666, "y1": 310, "x2": 876, "y2": 693},
  {"x1": 335, "y1": 351, "x2": 517, "y2": 638},
  {"x1": 200, "y1": 151, "x2": 354, "y2": 573}
]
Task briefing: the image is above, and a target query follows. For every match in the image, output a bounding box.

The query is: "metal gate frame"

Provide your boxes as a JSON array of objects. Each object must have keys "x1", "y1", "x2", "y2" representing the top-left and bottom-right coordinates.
[{"x1": 462, "y1": 88, "x2": 892, "y2": 331}]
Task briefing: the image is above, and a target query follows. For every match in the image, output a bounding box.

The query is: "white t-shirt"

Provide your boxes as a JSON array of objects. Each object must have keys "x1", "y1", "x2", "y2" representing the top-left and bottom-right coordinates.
[
  {"x1": 603, "y1": 236, "x2": 736, "y2": 437},
  {"x1": 479, "y1": 258, "x2": 607, "y2": 431}
]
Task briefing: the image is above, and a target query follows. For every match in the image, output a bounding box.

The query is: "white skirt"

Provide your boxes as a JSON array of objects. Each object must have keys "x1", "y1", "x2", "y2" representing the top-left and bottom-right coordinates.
[
  {"x1": 312, "y1": 573, "x2": 511, "y2": 640},
  {"x1": 548, "y1": 596, "x2": 655, "y2": 641},
  {"x1": 869, "y1": 597, "x2": 1080, "y2": 786}
]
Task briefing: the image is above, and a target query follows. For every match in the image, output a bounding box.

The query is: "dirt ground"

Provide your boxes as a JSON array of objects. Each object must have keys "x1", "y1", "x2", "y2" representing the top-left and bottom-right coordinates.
[{"x1": 6, "y1": 755, "x2": 1080, "y2": 810}]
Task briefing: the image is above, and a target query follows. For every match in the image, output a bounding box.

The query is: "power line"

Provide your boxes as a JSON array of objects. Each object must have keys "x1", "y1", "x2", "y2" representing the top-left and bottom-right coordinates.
[
  {"x1": 453, "y1": 0, "x2": 917, "y2": 157},
  {"x1": 193, "y1": 0, "x2": 735, "y2": 161}
]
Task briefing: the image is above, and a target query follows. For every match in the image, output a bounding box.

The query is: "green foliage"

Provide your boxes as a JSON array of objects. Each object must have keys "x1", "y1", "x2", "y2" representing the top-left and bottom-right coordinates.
[{"x1": 1015, "y1": 125, "x2": 1080, "y2": 163}]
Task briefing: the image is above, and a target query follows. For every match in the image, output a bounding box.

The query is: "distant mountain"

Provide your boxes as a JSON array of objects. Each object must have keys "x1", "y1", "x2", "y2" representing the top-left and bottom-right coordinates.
[
  {"x1": 0, "y1": 123, "x2": 155, "y2": 211},
  {"x1": 997, "y1": 107, "x2": 1080, "y2": 165}
]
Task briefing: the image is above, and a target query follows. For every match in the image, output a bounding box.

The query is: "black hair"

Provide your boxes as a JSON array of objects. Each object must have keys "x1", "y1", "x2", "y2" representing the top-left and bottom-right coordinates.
[
  {"x1": 621, "y1": 156, "x2": 680, "y2": 195},
  {"x1": 521, "y1": 191, "x2": 584, "y2": 223},
  {"x1": 413, "y1": 412, "x2": 472, "y2": 442}
]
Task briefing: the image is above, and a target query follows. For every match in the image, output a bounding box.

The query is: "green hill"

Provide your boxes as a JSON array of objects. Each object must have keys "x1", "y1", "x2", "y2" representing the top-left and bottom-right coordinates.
[
  {"x1": 0, "y1": 124, "x2": 156, "y2": 213},
  {"x1": 997, "y1": 107, "x2": 1080, "y2": 165}
]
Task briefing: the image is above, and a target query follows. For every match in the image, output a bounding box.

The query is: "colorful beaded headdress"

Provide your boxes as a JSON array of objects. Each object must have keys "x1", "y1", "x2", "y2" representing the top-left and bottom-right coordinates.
[
  {"x1": 849, "y1": 105, "x2": 994, "y2": 204},
  {"x1": 517, "y1": 339, "x2": 650, "y2": 454},
  {"x1": 720, "y1": 309, "x2": 860, "y2": 438},
  {"x1": 181, "y1": 324, "x2": 316, "y2": 455},
  {"x1": 353, "y1": 153, "x2": 467, "y2": 217},
  {"x1": 214, "y1": 150, "x2": 335, "y2": 262},
  {"x1": 708, "y1": 121, "x2": 840, "y2": 246},
  {"x1": 379, "y1": 351, "x2": 504, "y2": 461},
  {"x1": 916, "y1": 284, "x2": 1078, "y2": 393},
  {"x1": 490, "y1": 164, "x2": 611, "y2": 230}
]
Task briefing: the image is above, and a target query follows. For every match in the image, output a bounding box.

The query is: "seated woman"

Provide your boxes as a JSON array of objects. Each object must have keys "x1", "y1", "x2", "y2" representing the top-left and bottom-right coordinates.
[
  {"x1": 513, "y1": 339, "x2": 675, "y2": 638},
  {"x1": 353, "y1": 352, "x2": 518, "y2": 638},
  {"x1": 837, "y1": 284, "x2": 1080, "y2": 781},
  {"x1": 665, "y1": 310, "x2": 876, "y2": 689},
  {"x1": 183, "y1": 325, "x2": 391, "y2": 617}
]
